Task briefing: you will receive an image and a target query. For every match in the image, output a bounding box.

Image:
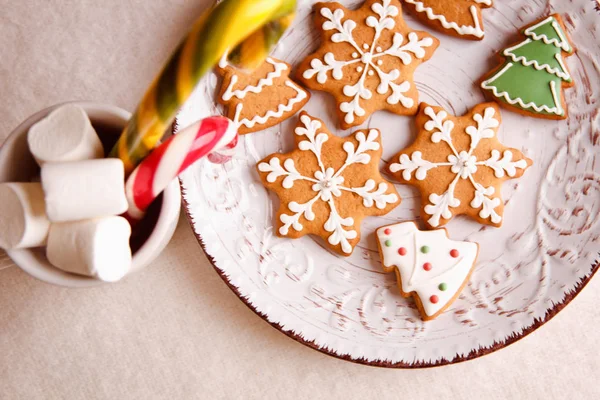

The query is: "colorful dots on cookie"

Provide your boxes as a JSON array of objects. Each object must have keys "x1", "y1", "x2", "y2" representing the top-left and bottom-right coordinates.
[
  {"x1": 385, "y1": 240, "x2": 393, "y2": 247},
  {"x1": 376, "y1": 222, "x2": 479, "y2": 321},
  {"x1": 450, "y1": 249, "x2": 459, "y2": 258},
  {"x1": 421, "y1": 245, "x2": 430, "y2": 254},
  {"x1": 388, "y1": 103, "x2": 532, "y2": 229},
  {"x1": 257, "y1": 113, "x2": 400, "y2": 256},
  {"x1": 481, "y1": 14, "x2": 575, "y2": 120},
  {"x1": 297, "y1": 0, "x2": 439, "y2": 129}
]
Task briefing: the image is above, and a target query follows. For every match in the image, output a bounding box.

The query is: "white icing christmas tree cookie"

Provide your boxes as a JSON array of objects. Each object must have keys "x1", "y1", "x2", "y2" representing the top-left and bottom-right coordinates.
[
  {"x1": 217, "y1": 57, "x2": 310, "y2": 134},
  {"x1": 376, "y1": 222, "x2": 479, "y2": 320}
]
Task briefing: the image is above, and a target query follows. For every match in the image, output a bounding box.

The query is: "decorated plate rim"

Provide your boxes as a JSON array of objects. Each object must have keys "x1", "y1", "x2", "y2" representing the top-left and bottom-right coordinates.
[{"x1": 179, "y1": 180, "x2": 600, "y2": 368}]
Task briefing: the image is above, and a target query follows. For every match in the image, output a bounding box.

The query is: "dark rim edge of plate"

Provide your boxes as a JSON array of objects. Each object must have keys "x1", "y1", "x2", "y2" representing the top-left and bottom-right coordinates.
[{"x1": 178, "y1": 179, "x2": 600, "y2": 369}]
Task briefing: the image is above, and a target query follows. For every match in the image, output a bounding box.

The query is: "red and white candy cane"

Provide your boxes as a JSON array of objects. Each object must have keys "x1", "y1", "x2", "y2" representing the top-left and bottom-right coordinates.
[{"x1": 125, "y1": 116, "x2": 238, "y2": 221}]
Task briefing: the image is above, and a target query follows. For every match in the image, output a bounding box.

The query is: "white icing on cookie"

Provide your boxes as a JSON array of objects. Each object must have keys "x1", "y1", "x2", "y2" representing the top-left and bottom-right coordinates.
[
  {"x1": 404, "y1": 0, "x2": 492, "y2": 38},
  {"x1": 302, "y1": 0, "x2": 434, "y2": 125},
  {"x1": 377, "y1": 222, "x2": 479, "y2": 318},
  {"x1": 235, "y1": 81, "x2": 308, "y2": 129},
  {"x1": 481, "y1": 15, "x2": 573, "y2": 117},
  {"x1": 220, "y1": 57, "x2": 309, "y2": 131},
  {"x1": 258, "y1": 114, "x2": 399, "y2": 254},
  {"x1": 502, "y1": 40, "x2": 571, "y2": 81},
  {"x1": 481, "y1": 63, "x2": 565, "y2": 116},
  {"x1": 222, "y1": 58, "x2": 289, "y2": 101},
  {"x1": 390, "y1": 106, "x2": 528, "y2": 227},
  {"x1": 524, "y1": 16, "x2": 572, "y2": 52}
]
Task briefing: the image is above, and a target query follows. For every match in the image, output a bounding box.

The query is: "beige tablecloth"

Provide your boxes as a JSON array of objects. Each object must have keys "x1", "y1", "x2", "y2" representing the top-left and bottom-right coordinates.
[{"x1": 1, "y1": 1, "x2": 599, "y2": 399}]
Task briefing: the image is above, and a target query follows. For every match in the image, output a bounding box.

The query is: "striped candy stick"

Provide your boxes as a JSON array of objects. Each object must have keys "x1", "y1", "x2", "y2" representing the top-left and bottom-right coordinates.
[
  {"x1": 124, "y1": 116, "x2": 237, "y2": 221},
  {"x1": 227, "y1": 3, "x2": 296, "y2": 70},
  {"x1": 110, "y1": 0, "x2": 297, "y2": 175}
]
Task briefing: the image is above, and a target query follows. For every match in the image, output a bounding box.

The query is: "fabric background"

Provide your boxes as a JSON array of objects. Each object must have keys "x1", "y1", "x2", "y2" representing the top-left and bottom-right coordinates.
[{"x1": 0, "y1": 1, "x2": 599, "y2": 398}]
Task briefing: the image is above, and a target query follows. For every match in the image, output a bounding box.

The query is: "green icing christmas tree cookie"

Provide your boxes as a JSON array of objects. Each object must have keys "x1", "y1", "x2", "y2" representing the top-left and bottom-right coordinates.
[{"x1": 481, "y1": 14, "x2": 575, "y2": 120}]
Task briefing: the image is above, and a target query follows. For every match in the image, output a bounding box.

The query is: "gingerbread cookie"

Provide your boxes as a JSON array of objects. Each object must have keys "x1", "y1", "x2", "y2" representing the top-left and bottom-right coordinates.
[
  {"x1": 297, "y1": 0, "x2": 439, "y2": 129},
  {"x1": 376, "y1": 222, "x2": 479, "y2": 321},
  {"x1": 403, "y1": 0, "x2": 493, "y2": 40},
  {"x1": 481, "y1": 14, "x2": 575, "y2": 120},
  {"x1": 257, "y1": 112, "x2": 400, "y2": 255},
  {"x1": 388, "y1": 103, "x2": 532, "y2": 229},
  {"x1": 217, "y1": 57, "x2": 310, "y2": 134}
]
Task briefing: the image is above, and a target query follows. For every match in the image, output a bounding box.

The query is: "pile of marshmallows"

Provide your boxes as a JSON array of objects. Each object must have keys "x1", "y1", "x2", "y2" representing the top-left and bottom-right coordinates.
[{"x1": 0, "y1": 105, "x2": 133, "y2": 282}]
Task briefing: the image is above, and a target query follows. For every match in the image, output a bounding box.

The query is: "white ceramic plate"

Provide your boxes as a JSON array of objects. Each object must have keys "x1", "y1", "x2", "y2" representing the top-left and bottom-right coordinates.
[{"x1": 178, "y1": 0, "x2": 600, "y2": 367}]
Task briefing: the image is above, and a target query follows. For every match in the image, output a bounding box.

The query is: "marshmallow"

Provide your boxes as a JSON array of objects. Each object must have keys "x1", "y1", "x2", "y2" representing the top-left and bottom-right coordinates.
[
  {"x1": 0, "y1": 183, "x2": 50, "y2": 249},
  {"x1": 41, "y1": 159, "x2": 128, "y2": 222},
  {"x1": 28, "y1": 105, "x2": 104, "y2": 166},
  {"x1": 46, "y1": 217, "x2": 132, "y2": 282}
]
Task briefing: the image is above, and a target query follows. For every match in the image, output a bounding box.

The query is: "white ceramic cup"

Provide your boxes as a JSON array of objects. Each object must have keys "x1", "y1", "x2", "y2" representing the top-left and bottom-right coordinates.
[{"x1": 0, "y1": 102, "x2": 181, "y2": 287}]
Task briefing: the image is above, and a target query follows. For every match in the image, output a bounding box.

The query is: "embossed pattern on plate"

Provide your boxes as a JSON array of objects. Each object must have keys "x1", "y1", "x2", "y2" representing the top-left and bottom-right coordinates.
[{"x1": 178, "y1": 0, "x2": 600, "y2": 366}]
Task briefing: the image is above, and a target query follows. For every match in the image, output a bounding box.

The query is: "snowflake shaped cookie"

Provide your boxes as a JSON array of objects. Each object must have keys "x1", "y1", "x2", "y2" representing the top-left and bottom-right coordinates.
[
  {"x1": 257, "y1": 112, "x2": 400, "y2": 255},
  {"x1": 388, "y1": 103, "x2": 532, "y2": 229},
  {"x1": 297, "y1": 0, "x2": 439, "y2": 129}
]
